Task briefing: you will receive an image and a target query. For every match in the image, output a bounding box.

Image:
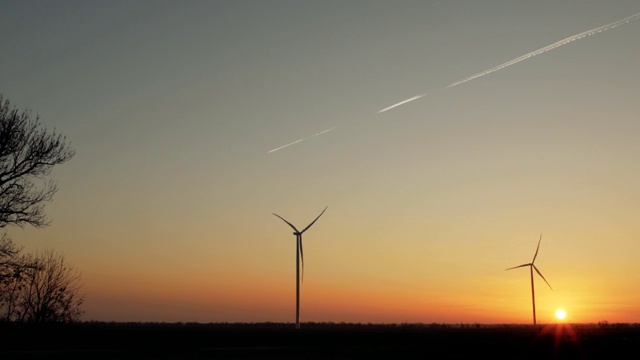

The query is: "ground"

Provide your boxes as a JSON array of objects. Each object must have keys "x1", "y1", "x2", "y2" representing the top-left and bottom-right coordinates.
[{"x1": 1, "y1": 322, "x2": 638, "y2": 359}]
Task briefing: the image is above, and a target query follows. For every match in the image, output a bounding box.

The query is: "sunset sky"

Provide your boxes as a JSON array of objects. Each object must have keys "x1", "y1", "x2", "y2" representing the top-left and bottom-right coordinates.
[{"x1": 2, "y1": 0, "x2": 640, "y2": 324}]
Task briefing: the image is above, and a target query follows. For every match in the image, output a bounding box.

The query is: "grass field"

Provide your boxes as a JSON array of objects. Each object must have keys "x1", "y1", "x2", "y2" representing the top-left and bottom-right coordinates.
[{"x1": 1, "y1": 322, "x2": 639, "y2": 359}]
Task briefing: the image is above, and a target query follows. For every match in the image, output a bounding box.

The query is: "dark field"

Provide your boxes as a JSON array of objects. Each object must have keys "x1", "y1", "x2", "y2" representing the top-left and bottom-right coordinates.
[{"x1": 1, "y1": 322, "x2": 639, "y2": 359}]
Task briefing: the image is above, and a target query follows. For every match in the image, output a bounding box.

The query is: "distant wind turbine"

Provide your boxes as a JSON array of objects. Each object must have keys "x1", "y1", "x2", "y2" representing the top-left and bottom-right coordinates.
[
  {"x1": 506, "y1": 234, "x2": 553, "y2": 325},
  {"x1": 273, "y1": 206, "x2": 327, "y2": 329}
]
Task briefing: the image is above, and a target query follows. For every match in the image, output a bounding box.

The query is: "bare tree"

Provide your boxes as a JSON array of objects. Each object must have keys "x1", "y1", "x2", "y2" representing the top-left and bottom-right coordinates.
[
  {"x1": 0, "y1": 95, "x2": 75, "y2": 229},
  {"x1": 15, "y1": 249, "x2": 84, "y2": 323},
  {"x1": 0, "y1": 234, "x2": 32, "y2": 321},
  {"x1": 0, "y1": 233, "x2": 22, "y2": 279},
  {"x1": 0, "y1": 96, "x2": 81, "y2": 323},
  {"x1": 0, "y1": 239, "x2": 84, "y2": 323}
]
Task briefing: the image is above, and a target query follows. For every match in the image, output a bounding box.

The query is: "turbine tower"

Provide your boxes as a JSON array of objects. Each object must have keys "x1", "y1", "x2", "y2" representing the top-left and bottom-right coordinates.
[
  {"x1": 273, "y1": 206, "x2": 327, "y2": 329},
  {"x1": 506, "y1": 234, "x2": 553, "y2": 325}
]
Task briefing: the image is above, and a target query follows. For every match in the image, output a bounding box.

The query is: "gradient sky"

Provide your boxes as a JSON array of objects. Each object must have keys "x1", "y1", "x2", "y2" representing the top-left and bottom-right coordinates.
[{"x1": 2, "y1": 0, "x2": 640, "y2": 324}]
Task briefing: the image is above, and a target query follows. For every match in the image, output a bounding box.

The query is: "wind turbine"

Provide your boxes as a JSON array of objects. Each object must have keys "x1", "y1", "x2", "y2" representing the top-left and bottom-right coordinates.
[
  {"x1": 273, "y1": 206, "x2": 327, "y2": 329},
  {"x1": 506, "y1": 234, "x2": 553, "y2": 325}
]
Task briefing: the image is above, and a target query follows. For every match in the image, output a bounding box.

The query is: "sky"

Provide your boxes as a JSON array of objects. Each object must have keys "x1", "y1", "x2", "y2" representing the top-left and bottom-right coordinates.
[{"x1": 1, "y1": 0, "x2": 639, "y2": 325}]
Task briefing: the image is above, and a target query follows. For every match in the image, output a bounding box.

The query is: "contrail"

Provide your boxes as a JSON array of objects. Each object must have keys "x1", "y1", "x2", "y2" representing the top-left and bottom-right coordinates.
[
  {"x1": 313, "y1": 127, "x2": 337, "y2": 136},
  {"x1": 270, "y1": 10, "x2": 640, "y2": 153},
  {"x1": 267, "y1": 138, "x2": 306, "y2": 154},
  {"x1": 378, "y1": 94, "x2": 427, "y2": 113},
  {"x1": 268, "y1": 126, "x2": 337, "y2": 154},
  {"x1": 447, "y1": 11, "x2": 640, "y2": 89}
]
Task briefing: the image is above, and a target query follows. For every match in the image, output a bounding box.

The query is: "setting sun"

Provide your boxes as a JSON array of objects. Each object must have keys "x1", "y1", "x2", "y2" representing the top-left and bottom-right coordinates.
[{"x1": 555, "y1": 309, "x2": 567, "y2": 320}]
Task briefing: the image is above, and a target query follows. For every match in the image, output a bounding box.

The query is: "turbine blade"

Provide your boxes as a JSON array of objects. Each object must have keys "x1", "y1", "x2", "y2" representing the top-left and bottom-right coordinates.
[
  {"x1": 505, "y1": 263, "x2": 531, "y2": 271},
  {"x1": 533, "y1": 265, "x2": 552, "y2": 290},
  {"x1": 299, "y1": 236, "x2": 304, "y2": 283},
  {"x1": 300, "y1": 206, "x2": 328, "y2": 234},
  {"x1": 532, "y1": 234, "x2": 542, "y2": 263},
  {"x1": 273, "y1": 213, "x2": 299, "y2": 233}
]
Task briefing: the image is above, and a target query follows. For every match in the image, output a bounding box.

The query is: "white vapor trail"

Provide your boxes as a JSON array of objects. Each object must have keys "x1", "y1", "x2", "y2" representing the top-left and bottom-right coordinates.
[
  {"x1": 267, "y1": 138, "x2": 305, "y2": 154},
  {"x1": 313, "y1": 127, "x2": 337, "y2": 136},
  {"x1": 269, "y1": 10, "x2": 640, "y2": 153},
  {"x1": 447, "y1": 11, "x2": 640, "y2": 89},
  {"x1": 267, "y1": 126, "x2": 337, "y2": 154},
  {"x1": 378, "y1": 94, "x2": 427, "y2": 113}
]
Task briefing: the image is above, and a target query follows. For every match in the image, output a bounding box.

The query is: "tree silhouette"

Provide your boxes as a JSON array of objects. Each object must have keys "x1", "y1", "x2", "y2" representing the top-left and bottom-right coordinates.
[
  {"x1": 0, "y1": 95, "x2": 75, "y2": 229},
  {"x1": 15, "y1": 249, "x2": 84, "y2": 323},
  {"x1": 0, "y1": 234, "x2": 30, "y2": 321},
  {"x1": 0, "y1": 239, "x2": 84, "y2": 323}
]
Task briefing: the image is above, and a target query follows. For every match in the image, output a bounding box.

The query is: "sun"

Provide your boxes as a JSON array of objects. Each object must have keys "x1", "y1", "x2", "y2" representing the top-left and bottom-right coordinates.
[{"x1": 555, "y1": 309, "x2": 567, "y2": 320}]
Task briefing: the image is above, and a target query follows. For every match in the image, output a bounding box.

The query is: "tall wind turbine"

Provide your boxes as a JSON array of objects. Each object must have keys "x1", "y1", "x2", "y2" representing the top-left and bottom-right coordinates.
[
  {"x1": 506, "y1": 234, "x2": 553, "y2": 325},
  {"x1": 273, "y1": 206, "x2": 327, "y2": 329}
]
